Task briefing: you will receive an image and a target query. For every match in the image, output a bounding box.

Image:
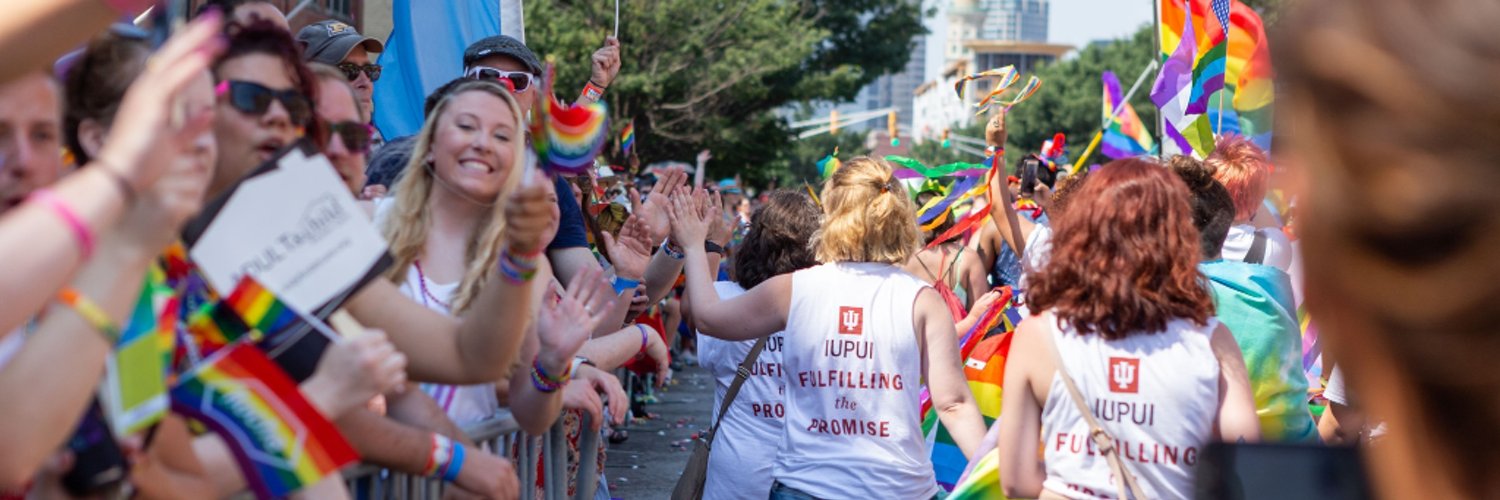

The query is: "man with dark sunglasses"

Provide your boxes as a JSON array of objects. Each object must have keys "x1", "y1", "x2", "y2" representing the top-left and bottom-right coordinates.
[
  {"x1": 297, "y1": 20, "x2": 385, "y2": 151},
  {"x1": 309, "y1": 63, "x2": 372, "y2": 197}
]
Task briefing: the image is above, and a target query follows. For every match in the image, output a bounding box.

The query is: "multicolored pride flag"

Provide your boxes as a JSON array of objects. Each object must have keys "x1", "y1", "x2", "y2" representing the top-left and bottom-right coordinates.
[
  {"x1": 946, "y1": 448, "x2": 1008, "y2": 500},
  {"x1": 921, "y1": 288, "x2": 1022, "y2": 490},
  {"x1": 224, "y1": 275, "x2": 299, "y2": 339},
  {"x1": 186, "y1": 300, "x2": 257, "y2": 358},
  {"x1": 170, "y1": 343, "x2": 357, "y2": 499},
  {"x1": 619, "y1": 121, "x2": 635, "y2": 156},
  {"x1": 1100, "y1": 71, "x2": 1155, "y2": 159},
  {"x1": 817, "y1": 147, "x2": 842, "y2": 180},
  {"x1": 101, "y1": 263, "x2": 178, "y2": 436}
]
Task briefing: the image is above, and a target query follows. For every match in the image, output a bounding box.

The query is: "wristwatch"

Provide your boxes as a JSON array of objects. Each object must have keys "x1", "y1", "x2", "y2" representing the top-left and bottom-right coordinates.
[{"x1": 704, "y1": 241, "x2": 726, "y2": 256}]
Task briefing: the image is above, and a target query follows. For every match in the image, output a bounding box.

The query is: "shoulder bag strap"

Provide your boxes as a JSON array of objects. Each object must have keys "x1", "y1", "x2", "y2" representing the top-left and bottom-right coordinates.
[
  {"x1": 1245, "y1": 229, "x2": 1268, "y2": 265},
  {"x1": 704, "y1": 337, "x2": 769, "y2": 444},
  {"x1": 1044, "y1": 320, "x2": 1150, "y2": 500}
]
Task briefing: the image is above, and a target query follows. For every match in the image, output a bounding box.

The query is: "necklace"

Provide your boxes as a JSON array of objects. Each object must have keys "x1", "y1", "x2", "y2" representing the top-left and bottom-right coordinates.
[{"x1": 413, "y1": 259, "x2": 453, "y2": 310}]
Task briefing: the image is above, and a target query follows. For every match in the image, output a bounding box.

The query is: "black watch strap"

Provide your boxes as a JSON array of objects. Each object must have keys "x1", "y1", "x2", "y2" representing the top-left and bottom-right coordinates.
[{"x1": 704, "y1": 241, "x2": 726, "y2": 255}]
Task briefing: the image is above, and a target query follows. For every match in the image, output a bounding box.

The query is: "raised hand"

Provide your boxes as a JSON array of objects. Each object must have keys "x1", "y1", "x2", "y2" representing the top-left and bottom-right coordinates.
[
  {"x1": 94, "y1": 12, "x2": 224, "y2": 195},
  {"x1": 985, "y1": 108, "x2": 1008, "y2": 149},
  {"x1": 600, "y1": 216, "x2": 653, "y2": 281},
  {"x1": 503, "y1": 170, "x2": 558, "y2": 255},
  {"x1": 537, "y1": 266, "x2": 615, "y2": 366},
  {"x1": 590, "y1": 37, "x2": 623, "y2": 89},
  {"x1": 706, "y1": 189, "x2": 733, "y2": 247},
  {"x1": 629, "y1": 166, "x2": 687, "y2": 242},
  {"x1": 667, "y1": 187, "x2": 712, "y2": 248}
]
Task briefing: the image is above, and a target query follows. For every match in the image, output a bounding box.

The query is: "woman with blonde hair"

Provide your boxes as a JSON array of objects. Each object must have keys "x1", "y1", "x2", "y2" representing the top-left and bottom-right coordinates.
[
  {"x1": 672, "y1": 156, "x2": 986, "y2": 499},
  {"x1": 375, "y1": 78, "x2": 620, "y2": 433}
]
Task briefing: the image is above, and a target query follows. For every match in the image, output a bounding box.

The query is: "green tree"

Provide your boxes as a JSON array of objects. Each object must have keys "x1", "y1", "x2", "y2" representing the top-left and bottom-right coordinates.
[{"x1": 525, "y1": 0, "x2": 926, "y2": 186}]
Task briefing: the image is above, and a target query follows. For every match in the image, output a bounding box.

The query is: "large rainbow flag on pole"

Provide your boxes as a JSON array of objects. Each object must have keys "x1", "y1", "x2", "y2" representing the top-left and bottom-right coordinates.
[
  {"x1": 1100, "y1": 71, "x2": 1155, "y2": 159},
  {"x1": 1152, "y1": 0, "x2": 1215, "y2": 158},
  {"x1": 1158, "y1": 0, "x2": 1275, "y2": 154},
  {"x1": 170, "y1": 343, "x2": 357, "y2": 499}
]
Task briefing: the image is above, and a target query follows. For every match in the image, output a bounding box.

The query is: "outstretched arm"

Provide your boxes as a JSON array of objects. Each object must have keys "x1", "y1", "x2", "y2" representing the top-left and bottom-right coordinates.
[{"x1": 670, "y1": 190, "x2": 787, "y2": 341}]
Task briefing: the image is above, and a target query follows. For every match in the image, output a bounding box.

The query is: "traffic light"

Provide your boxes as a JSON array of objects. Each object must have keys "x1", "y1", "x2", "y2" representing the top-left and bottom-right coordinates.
[
  {"x1": 830, "y1": 110, "x2": 840, "y2": 134},
  {"x1": 888, "y1": 111, "x2": 899, "y2": 147}
]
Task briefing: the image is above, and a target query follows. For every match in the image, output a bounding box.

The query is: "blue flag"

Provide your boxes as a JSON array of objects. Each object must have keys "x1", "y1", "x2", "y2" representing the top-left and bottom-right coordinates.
[{"x1": 373, "y1": 0, "x2": 505, "y2": 139}]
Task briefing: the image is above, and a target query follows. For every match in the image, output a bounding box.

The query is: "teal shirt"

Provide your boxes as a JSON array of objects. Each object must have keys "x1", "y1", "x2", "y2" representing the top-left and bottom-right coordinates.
[{"x1": 1200, "y1": 260, "x2": 1320, "y2": 443}]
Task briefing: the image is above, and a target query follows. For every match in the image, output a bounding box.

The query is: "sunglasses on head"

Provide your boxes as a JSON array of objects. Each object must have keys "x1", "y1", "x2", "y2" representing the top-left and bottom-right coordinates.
[
  {"x1": 464, "y1": 66, "x2": 534, "y2": 93},
  {"x1": 324, "y1": 121, "x2": 374, "y2": 153},
  {"x1": 337, "y1": 62, "x2": 382, "y2": 82},
  {"x1": 215, "y1": 80, "x2": 313, "y2": 125}
]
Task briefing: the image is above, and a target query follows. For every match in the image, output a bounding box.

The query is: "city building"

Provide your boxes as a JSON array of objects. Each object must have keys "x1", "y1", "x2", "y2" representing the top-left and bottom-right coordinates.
[{"x1": 183, "y1": 0, "x2": 363, "y2": 32}]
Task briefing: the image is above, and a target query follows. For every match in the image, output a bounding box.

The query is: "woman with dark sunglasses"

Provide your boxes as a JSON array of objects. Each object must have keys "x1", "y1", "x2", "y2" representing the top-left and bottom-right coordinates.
[{"x1": 309, "y1": 63, "x2": 373, "y2": 196}]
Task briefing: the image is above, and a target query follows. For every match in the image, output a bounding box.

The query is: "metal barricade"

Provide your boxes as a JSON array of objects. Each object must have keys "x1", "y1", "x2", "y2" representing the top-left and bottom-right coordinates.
[{"x1": 342, "y1": 411, "x2": 600, "y2": 500}]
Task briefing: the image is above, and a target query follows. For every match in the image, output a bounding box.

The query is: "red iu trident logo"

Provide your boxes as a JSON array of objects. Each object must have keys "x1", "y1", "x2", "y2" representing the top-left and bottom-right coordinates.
[
  {"x1": 1108, "y1": 357, "x2": 1140, "y2": 394},
  {"x1": 837, "y1": 307, "x2": 863, "y2": 335}
]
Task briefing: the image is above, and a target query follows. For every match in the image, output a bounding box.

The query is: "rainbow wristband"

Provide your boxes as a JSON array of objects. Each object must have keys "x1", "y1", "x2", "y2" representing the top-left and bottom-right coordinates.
[
  {"x1": 57, "y1": 287, "x2": 120, "y2": 344},
  {"x1": 580, "y1": 81, "x2": 606, "y2": 102},
  {"x1": 423, "y1": 434, "x2": 453, "y2": 477},
  {"x1": 530, "y1": 356, "x2": 571, "y2": 393},
  {"x1": 636, "y1": 323, "x2": 650, "y2": 355},
  {"x1": 30, "y1": 189, "x2": 94, "y2": 260},
  {"x1": 498, "y1": 249, "x2": 539, "y2": 284},
  {"x1": 442, "y1": 443, "x2": 466, "y2": 482}
]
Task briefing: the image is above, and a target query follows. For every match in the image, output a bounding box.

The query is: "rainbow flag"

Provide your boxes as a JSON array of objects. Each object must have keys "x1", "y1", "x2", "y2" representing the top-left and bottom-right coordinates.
[
  {"x1": 101, "y1": 263, "x2": 178, "y2": 436},
  {"x1": 619, "y1": 121, "x2": 635, "y2": 156},
  {"x1": 224, "y1": 275, "x2": 299, "y2": 338},
  {"x1": 531, "y1": 64, "x2": 609, "y2": 175},
  {"x1": 170, "y1": 343, "x2": 358, "y2": 499},
  {"x1": 922, "y1": 290, "x2": 1022, "y2": 491},
  {"x1": 1101, "y1": 71, "x2": 1155, "y2": 159},
  {"x1": 186, "y1": 300, "x2": 257, "y2": 357},
  {"x1": 1224, "y1": 0, "x2": 1274, "y2": 150},
  {"x1": 947, "y1": 447, "x2": 1007, "y2": 500},
  {"x1": 1201, "y1": 260, "x2": 1319, "y2": 442}
]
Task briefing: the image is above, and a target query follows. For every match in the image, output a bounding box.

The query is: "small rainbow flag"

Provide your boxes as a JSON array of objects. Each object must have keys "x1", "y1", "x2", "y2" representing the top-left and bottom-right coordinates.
[
  {"x1": 186, "y1": 300, "x2": 257, "y2": 358},
  {"x1": 531, "y1": 64, "x2": 609, "y2": 175},
  {"x1": 922, "y1": 291, "x2": 1021, "y2": 491},
  {"x1": 816, "y1": 147, "x2": 841, "y2": 180},
  {"x1": 224, "y1": 275, "x2": 298, "y2": 339},
  {"x1": 101, "y1": 263, "x2": 178, "y2": 435},
  {"x1": 170, "y1": 343, "x2": 357, "y2": 499},
  {"x1": 620, "y1": 121, "x2": 635, "y2": 156}
]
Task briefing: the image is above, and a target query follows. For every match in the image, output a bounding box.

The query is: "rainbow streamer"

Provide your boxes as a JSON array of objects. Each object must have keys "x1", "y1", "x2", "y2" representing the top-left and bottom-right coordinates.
[
  {"x1": 816, "y1": 147, "x2": 841, "y2": 179},
  {"x1": 224, "y1": 276, "x2": 298, "y2": 338},
  {"x1": 530, "y1": 64, "x2": 609, "y2": 175},
  {"x1": 917, "y1": 177, "x2": 982, "y2": 226},
  {"x1": 171, "y1": 344, "x2": 357, "y2": 499},
  {"x1": 954, "y1": 66, "x2": 1018, "y2": 104},
  {"x1": 619, "y1": 121, "x2": 635, "y2": 156},
  {"x1": 885, "y1": 156, "x2": 987, "y2": 179}
]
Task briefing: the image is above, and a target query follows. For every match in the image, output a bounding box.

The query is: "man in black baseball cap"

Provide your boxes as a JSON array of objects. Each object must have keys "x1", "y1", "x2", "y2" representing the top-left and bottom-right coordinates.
[{"x1": 297, "y1": 20, "x2": 383, "y2": 139}]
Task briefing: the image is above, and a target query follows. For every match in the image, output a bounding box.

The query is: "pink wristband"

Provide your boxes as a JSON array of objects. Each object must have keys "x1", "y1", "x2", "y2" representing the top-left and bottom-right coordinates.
[
  {"x1": 29, "y1": 189, "x2": 94, "y2": 260},
  {"x1": 97, "y1": 0, "x2": 156, "y2": 15}
]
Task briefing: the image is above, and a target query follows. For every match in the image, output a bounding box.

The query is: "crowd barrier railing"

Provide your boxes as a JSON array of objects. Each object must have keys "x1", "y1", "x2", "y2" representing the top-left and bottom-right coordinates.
[{"x1": 342, "y1": 411, "x2": 599, "y2": 500}]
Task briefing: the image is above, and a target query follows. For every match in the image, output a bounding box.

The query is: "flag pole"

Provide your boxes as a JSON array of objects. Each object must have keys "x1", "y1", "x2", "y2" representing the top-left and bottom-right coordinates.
[
  {"x1": 1152, "y1": 0, "x2": 1164, "y2": 159},
  {"x1": 1077, "y1": 59, "x2": 1158, "y2": 174}
]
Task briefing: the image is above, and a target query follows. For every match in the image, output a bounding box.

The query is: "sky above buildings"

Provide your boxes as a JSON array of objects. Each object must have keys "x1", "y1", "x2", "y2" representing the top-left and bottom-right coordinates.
[{"x1": 922, "y1": 0, "x2": 1155, "y2": 82}]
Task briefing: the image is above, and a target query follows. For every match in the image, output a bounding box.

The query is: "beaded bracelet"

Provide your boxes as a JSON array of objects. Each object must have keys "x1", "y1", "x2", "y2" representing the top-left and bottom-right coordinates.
[
  {"x1": 30, "y1": 189, "x2": 95, "y2": 260},
  {"x1": 530, "y1": 356, "x2": 571, "y2": 393},
  {"x1": 498, "y1": 248, "x2": 539, "y2": 284},
  {"x1": 57, "y1": 287, "x2": 120, "y2": 344}
]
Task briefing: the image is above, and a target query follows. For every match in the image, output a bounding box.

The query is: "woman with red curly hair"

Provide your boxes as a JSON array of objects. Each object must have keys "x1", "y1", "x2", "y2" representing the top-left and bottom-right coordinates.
[{"x1": 995, "y1": 159, "x2": 1258, "y2": 499}]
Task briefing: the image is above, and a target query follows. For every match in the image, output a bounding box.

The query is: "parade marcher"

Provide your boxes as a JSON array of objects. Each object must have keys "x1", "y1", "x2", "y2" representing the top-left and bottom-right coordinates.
[
  {"x1": 1208, "y1": 135, "x2": 1294, "y2": 271},
  {"x1": 996, "y1": 159, "x2": 1259, "y2": 499},
  {"x1": 684, "y1": 190, "x2": 819, "y2": 500},
  {"x1": 675, "y1": 157, "x2": 988, "y2": 500},
  {"x1": 1169, "y1": 155, "x2": 1319, "y2": 444}
]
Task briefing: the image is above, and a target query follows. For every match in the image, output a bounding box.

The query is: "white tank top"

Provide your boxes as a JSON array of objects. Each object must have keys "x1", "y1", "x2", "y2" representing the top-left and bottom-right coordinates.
[
  {"x1": 376, "y1": 199, "x2": 500, "y2": 425},
  {"x1": 774, "y1": 262, "x2": 938, "y2": 500},
  {"x1": 1040, "y1": 312, "x2": 1220, "y2": 500},
  {"x1": 697, "y1": 282, "x2": 787, "y2": 500}
]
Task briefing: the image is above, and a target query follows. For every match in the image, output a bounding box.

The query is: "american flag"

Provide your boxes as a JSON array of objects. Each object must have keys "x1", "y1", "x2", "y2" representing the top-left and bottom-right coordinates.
[{"x1": 1211, "y1": 0, "x2": 1233, "y2": 36}]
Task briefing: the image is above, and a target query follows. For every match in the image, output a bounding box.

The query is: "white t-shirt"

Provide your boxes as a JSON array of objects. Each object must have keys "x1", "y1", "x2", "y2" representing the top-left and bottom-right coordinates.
[
  {"x1": 1041, "y1": 313, "x2": 1220, "y2": 500},
  {"x1": 696, "y1": 282, "x2": 786, "y2": 500},
  {"x1": 1020, "y1": 222, "x2": 1054, "y2": 292},
  {"x1": 1220, "y1": 224, "x2": 1293, "y2": 272},
  {"x1": 774, "y1": 262, "x2": 937, "y2": 500}
]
